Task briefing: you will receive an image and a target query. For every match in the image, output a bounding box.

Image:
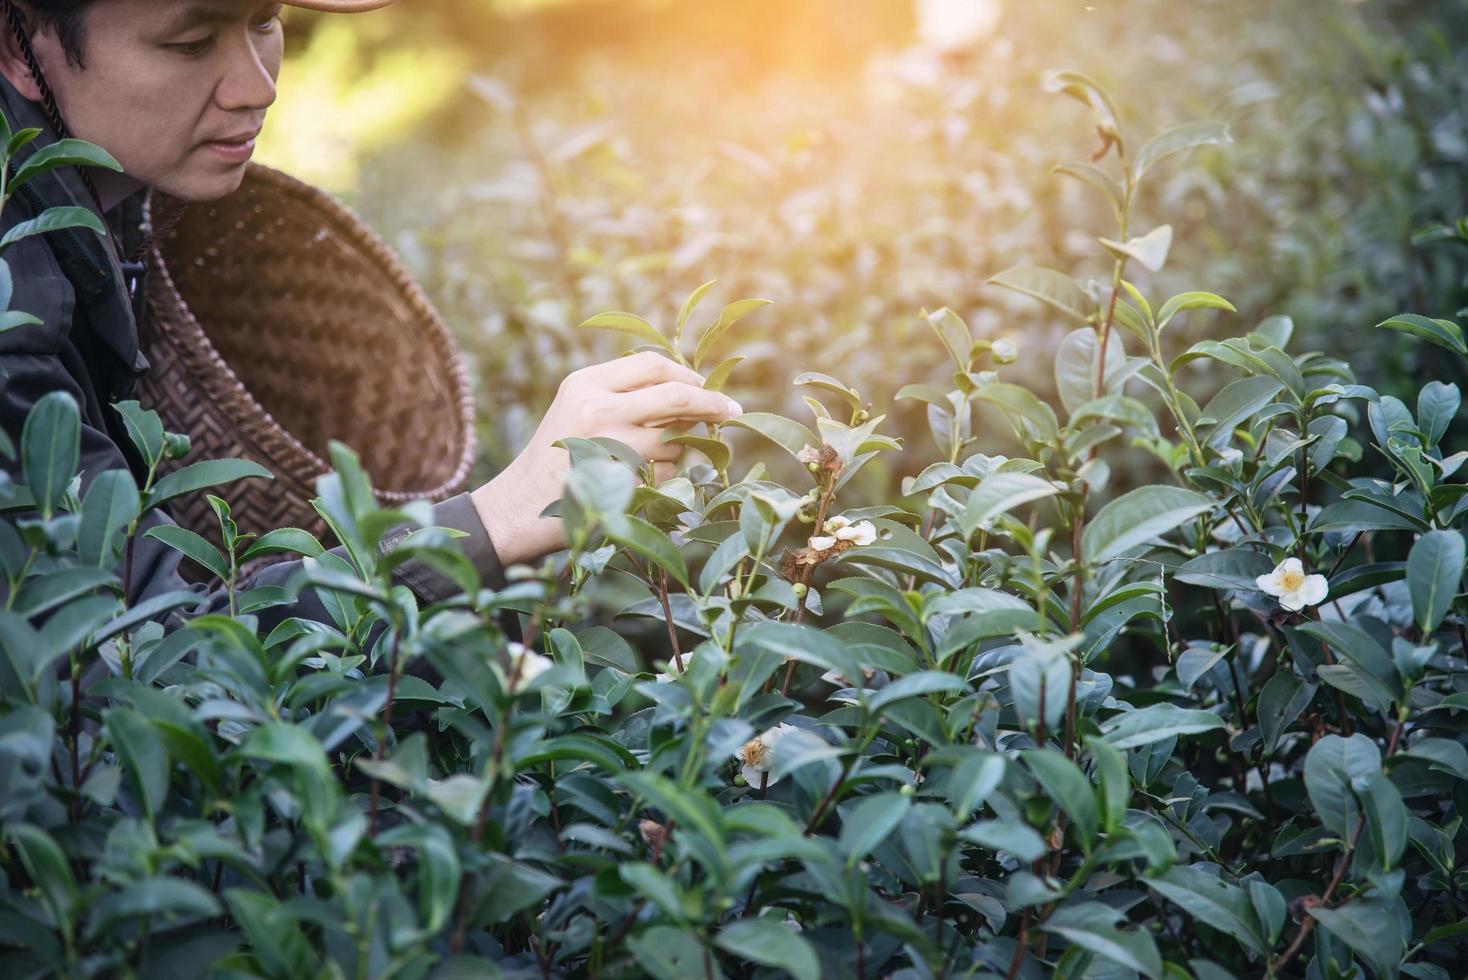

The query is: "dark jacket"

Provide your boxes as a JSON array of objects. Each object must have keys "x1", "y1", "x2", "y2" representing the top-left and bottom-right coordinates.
[{"x1": 0, "y1": 75, "x2": 505, "y2": 635}]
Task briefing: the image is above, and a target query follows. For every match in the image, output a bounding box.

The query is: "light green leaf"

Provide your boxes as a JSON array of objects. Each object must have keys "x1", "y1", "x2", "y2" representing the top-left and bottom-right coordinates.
[
  {"x1": 1043, "y1": 70, "x2": 1122, "y2": 145},
  {"x1": 723, "y1": 412, "x2": 820, "y2": 463},
  {"x1": 866, "y1": 671, "x2": 967, "y2": 715},
  {"x1": 1374, "y1": 313, "x2": 1467, "y2": 356},
  {"x1": 1041, "y1": 901, "x2": 1163, "y2": 979},
  {"x1": 1099, "y1": 224, "x2": 1173, "y2": 272},
  {"x1": 1052, "y1": 161, "x2": 1125, "y2": 221},
  {"x1": 1100, "y1": 704, "x2": 1225, "y2": 749},
  {"x1": 1156, "y1": 290, "x2": 1238, "y2": 333},
  {"x1": 21, "y1": 391, "x2": 80, "y2": 518},
  {"x1": 106, "y1": 707, "x2": 170, "y2": 819},
  {"x1": 839, "y1": 792, "x2": 911, "y2": 866},
  {"x1": 959, "y1": 472, "x2": 1059, "y2": 540},
  {"x1": 144, "y1": 525, "x2": 231, "y2": 582},
  {"x1": 580, "y1": 311, "x2": 673, "y2": 352},
  {"x1": 1022, "y1": 749, "x2": 1099, "y2": 849},
  {"x1": 693, "y1": 298, "x2": 771, "y2": 368},
  {"x1": 1416, "y1": 381, "x2": 1459, "y2": 447},
  {"x1": 1352, "y1": 771, "x2": 1407, "y2": 870},
  {"x1": 986, "y1": 265, "x2": 1092, "y2": 323},
  {"x1": 148, "y1": 458, "x2": 272, "y2": 511},
  {"x1": 1303, "y1": 733, "x2": 1381, "y2": 838},
  {"x1": 1133, "y1": 121, "x2": 1231, "y2": 180},
  {"x1": 714, "y1": 918, "x2": 821, "y2": 980},
  {"x1": 1081, "y1": 485, "x2": 1212, "y2": 564},
  {"x1": 78, "y1": 469, "x2": 140, "y2": 568},
  {"x1": 959, "y1": 819, "x2": 1048, "y2": 864},
  {"x1": 0, "y1": 206, "x2": 107, "y2": 252},
  {"x1": 1147, "y1": 865, "x2": 1268, "y2": 957},
  {"x1": 628, "y1": 926, "x2": 707, "y2": 980},
  {"x1": 1087, "y1": 736, "x2": 1129, "y2": 832},
  {"x1": 1257, "y1": 672, "x2": 1315, "y2": 754},
  {"x1": 925, "y1": 307, "x2": 974, "y2": 371},
  {"x1": 972, "y1": 382, "x2": 1060, "y2": 444},
  {"x1": 1174, "y1": 549, "x2": 1273, "y2": 591},
  {"x1": 1406, "y1": 529, "x2": 1464, "y2": 633},
  {"x1": 1310, "y1": 900, "x2": 1407, "y2": 980},
  {"x1": 602, "y1": 513, "x2": 689, "y2": 588},
  {"x1": 1054, "y1": 326, "x2": 1127, "y2": 414},
  {"x1": 11, "y1": 138, "x2": 122, "y2": 190},
  {"x1": 620, "y1": 863, "x2": 685, "y2": 921}
]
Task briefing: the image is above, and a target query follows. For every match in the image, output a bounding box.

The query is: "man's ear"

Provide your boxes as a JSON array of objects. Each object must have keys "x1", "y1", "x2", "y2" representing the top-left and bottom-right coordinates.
[{"x1": 0, "y1": 6, "x2": 47, "y2": 103}]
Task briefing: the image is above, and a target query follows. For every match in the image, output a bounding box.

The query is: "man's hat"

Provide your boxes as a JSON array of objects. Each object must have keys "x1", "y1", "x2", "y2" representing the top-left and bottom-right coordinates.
[{"x1": 285, "y1": 0, "x2": 395, "y2": 11}]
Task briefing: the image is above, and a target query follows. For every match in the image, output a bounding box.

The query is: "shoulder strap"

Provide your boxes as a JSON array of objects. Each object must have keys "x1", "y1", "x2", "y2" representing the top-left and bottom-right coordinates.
[{"x1": 14, "y1": 181, "x2": 118, "y2": 306}]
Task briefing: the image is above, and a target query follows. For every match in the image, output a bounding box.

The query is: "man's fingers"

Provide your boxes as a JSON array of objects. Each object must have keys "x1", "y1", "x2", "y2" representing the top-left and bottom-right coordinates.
[
  {"x1": 598, "y1": 351, "x2": 707, "y2": 392},
  {"x1": 643, "y1": 436, "x2": 684, "y2": 464},
  {"x1": 619, "y1": 383, "x2": 743, "y2": 426},
  {"x1": 652, "y1": 461, "x2": 678, "y2": 484}
]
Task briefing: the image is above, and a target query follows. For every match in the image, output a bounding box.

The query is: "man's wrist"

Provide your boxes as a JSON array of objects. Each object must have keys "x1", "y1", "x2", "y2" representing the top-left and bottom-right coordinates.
[{"x1": 471, "y1": 466, "x2": 554, "y2": 567}]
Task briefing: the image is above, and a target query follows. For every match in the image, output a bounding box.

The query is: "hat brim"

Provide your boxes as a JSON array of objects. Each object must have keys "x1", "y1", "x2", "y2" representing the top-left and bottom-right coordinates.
[{"x1": 285, "y1": 0, "x2": 395, "y2": 11}]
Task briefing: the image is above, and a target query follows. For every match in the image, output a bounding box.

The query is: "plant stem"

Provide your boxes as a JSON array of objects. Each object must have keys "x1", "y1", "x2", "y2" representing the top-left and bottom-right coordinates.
[
  {"x1": 69, "y1": 654, "x2": 81, "y2": 823},
  {"x1": 803, "y1": 753, "x2": 858, "y2": 835},
  {"x1": 658, "y1": 569, "x2": 684, "y2": 672},
  {"x1": 368, "y1": 627, "x2": 404, "y2": 833}
]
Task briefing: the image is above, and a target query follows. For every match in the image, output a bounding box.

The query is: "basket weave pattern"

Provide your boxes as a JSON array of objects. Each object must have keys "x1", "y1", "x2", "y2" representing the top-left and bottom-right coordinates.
[{"x1": 138, "y1": 163, "x2": 476, "y2": 572}]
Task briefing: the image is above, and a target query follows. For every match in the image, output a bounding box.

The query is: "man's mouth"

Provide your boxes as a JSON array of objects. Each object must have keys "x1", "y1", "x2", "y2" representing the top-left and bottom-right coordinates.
[{"x1": 202, "y1": 130, "x2": 261, "y2": 164}]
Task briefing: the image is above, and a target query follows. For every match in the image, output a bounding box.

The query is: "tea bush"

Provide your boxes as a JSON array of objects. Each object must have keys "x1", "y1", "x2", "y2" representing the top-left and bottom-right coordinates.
[
  {"x1": 347, "y1": 0, "x2": 1468, "y2": 488},
  {"x1": 3, "y1": 69, "x2": 1468, "y2": 980}
]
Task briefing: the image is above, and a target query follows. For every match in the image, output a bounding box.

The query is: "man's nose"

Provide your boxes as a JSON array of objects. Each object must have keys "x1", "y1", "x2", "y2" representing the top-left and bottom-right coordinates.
[{"x1": 215, "y1": 38, "x2": 278, "y2": 113}]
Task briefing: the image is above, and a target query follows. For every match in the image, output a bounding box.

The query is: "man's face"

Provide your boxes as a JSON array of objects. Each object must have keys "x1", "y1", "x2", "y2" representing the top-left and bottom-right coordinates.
[{"x1": 28, "y1": 0, "x2": 285, "y2": 202}]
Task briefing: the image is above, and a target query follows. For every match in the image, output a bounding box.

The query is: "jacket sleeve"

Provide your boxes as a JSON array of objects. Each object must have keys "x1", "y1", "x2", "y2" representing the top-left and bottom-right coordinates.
[{"x1": 0, "y1": 351, "x2": 506, "y2": 635}]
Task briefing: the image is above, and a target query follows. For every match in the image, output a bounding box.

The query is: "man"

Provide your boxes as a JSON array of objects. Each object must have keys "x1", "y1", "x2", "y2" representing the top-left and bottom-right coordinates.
[{"x1": 0, "y1": 0, "x2": 741, "y2": 629}]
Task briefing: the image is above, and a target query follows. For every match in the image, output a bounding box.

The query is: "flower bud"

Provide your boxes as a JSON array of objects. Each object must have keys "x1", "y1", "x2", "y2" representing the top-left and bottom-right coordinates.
[
  {"x1": 163, "y1": 432, "x2": 192, "y2": 460},
  {"x1": 900, "y1": 782, "x2": 916, "y2": 797},
  {"x1": 792, "y1": 582, "x2": 808, "y2": 598},
  {"x1": 992, "y1": 337, "x2": 1019, "y2": 364}
]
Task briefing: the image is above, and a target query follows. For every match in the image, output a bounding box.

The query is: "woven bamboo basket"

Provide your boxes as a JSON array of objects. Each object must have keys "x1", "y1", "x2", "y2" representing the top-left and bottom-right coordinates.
[{"x1": 139, "y1": 162, "x2": 476, "y2": 579}]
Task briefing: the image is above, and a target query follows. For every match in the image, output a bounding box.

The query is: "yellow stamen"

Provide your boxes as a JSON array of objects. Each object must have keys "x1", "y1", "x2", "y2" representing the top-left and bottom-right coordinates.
[
  {"x1": 1280, "y1": 569, "x2": 1304, "y2": 592},
  {"x1": 739, "y1": 739, "x2": 768, "y2": 768}
]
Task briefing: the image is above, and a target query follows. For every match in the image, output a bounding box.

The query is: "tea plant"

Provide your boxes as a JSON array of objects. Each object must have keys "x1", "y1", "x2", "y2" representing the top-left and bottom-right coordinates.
[{"x1": 2, "y1": 69, "x2": 1467, "y2": 980}]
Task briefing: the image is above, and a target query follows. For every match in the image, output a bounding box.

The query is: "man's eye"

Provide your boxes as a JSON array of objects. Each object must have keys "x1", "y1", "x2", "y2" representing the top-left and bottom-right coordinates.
[
  {"x1": 254, "y1": 4, "x2": 284, "y2": 31},
  {"x1": 172, "y1": 35, "x2": 215, "y2": 56}
]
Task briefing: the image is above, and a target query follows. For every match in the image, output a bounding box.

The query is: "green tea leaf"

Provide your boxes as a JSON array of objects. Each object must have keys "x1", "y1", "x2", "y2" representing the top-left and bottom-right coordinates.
[
  {"x1": 1406, "y1": 529, "x2": 1465, "y2": 633},
  {"x1": 1374, "y1": 313, "x2": 1467, "y2": 355},
  {"x1": 580, "y1": 311, "x2": 673, "y2": 352},
  {"x1": 986, "y1": 265, "x2": 1092, "y2": 323},
  {"x1": 1081, "y1": 485, "x2": 1212, "y2": 564},
  {"x1": 1100, "y1": 704, "x2": 1225, "y2": 749},
  {"x1": 839, "y1": 792, "x2": 911, "y2": 866},
  {"x1": 714, "y1": 918, "x2": 821, "y2": 980}
]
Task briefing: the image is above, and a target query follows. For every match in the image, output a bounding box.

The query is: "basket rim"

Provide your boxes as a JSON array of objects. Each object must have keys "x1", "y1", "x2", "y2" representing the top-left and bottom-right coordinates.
[{"x1": 142, "y1": 161, "x2": 477, "y2": 504}]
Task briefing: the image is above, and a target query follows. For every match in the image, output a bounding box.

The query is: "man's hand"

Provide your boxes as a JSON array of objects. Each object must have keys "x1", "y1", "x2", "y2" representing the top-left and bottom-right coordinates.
[{"x1": 470, "y1": 352, "x2": 743, "y2": 566}]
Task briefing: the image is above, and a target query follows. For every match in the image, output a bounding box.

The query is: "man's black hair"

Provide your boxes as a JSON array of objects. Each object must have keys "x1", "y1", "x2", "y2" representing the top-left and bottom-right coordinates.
[{"x1": 20, "y1": 0, "x2": 94, "y2": 68}]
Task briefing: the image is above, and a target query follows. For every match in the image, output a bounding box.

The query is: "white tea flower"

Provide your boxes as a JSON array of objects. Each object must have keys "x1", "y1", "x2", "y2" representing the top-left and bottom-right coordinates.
[
  {"x1": 735, "y1": 723, "x2": 800, "y2": 787},
  {"x1": 824, "y1": 515, "x2": 878, "y2": 547},
  {"x1": 507, "y1": 642, "x2": 553, "y2": 690},
  {"x1": 1255, "y1": 557, "x2": 1328, "y2": 612},
  {"x1": 654, "y1": 656, "x2": 688, "y2": 684},
  {"x1": 808, "y1": 534, "x2": 838, "y2": 552}
]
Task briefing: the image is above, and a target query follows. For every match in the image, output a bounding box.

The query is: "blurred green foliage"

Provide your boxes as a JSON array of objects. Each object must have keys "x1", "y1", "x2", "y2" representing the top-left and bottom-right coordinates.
[{"x1": 282, "y1": 0, "x2": 1467, "y2": 499}]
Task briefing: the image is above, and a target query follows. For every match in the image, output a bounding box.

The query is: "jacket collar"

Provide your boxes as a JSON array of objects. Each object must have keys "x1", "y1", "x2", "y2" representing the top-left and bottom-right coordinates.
[{"x1": 0, "y1": 73, "x2": 149, "y2": 372}]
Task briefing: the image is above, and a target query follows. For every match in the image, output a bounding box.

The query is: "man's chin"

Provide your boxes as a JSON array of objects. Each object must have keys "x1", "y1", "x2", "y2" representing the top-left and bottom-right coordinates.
[{"x1": 151, "y1": 166, "x2": 248, "y2": 204}]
